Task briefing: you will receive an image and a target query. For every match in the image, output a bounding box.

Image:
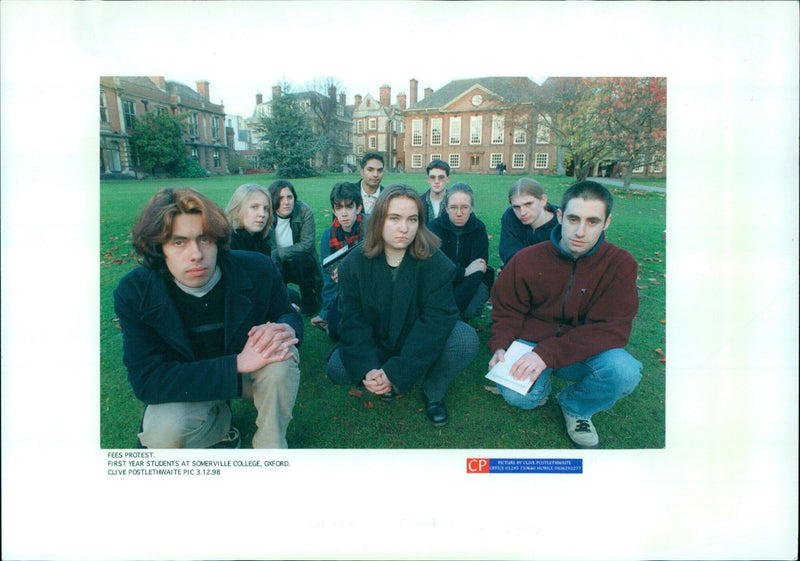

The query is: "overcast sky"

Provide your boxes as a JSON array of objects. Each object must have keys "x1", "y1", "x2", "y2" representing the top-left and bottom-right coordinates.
[{"x1": 82, "y1": 1, "x2": 563, "y2": 117}]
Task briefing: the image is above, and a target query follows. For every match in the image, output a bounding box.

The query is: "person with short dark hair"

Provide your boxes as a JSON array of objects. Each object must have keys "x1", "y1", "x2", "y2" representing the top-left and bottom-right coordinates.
[
  {"x1": 489, "y1": 181, "x2": 642, "y2": 449},
  {"x1": 422, "y1": 159, "x2": 451, "y2": 223},
  {"x1": 326, "y1": 184, "x2": 478, "y2": 427},
  {"x1": 498, "y1": 178, "x2": 560, "y2": 265},
  {"x1": 114, "y1": 187, "x2": 303, "y2": 449},
  {"x1": 428, "y1": 182, "x2": 494, "y2": 321},
  {"x1": 357, "y1": 152, "x2": 385, "y2": 216},
  {"x1": 267, "y1": 180, "x2": 324, "y2": 316},
  {"x1": 311, "y1": 182, "x2": 366, "y2": 340}
]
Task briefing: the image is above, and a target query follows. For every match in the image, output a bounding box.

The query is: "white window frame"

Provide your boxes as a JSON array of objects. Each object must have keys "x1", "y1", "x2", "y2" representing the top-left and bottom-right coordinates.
[
  {"x1": 188, "y1": 112, "x2": 198, "y2": 136},
  {"x1": 368, "y1": 136, "x2": 377, "y2": 149},
  {"x1": 632, "y1": 154, "x2": 646, "y2": 173},
  {"x1": 213, "y1": 148, "x2": 221, "y2": 168},
  {"x1": 513, "y1": 128, "x2": 526, "y2": 144},
  {"x1": 536, "y1": 115, "x2": 551, "y2": 144},
  {"x1": 491, "y1": 115, "x2": 504, "y2": 144},
  {"x1": 490, "y1": 153, "x2": 503, "y2": 168},
  {"x1": 513, "y1": 153, "x2": 526, "y2": 169},
  {"x1": 449, "y1": 117, "x2": 461, "y2": 145},
  {"x1": 411, "y1": 154, "x2": 423, "y2": 168},
  {"x1": 122, "y1": 99, "x2": 136, "y2": 130},
  {"x1": 357, "y1": 120, "x2": 364, "y2": 134},
  {"x1": 650, "y1": 153, "x2": 665, "y2": 173},
  {"x1": 449, "y1": 153, "x2": 460, "y2": 169},
  {"x1": 356, "y1": 145, "x2": 364, "y2": 155},
  {"x1": 100, "y1": 91, "x2": 109, "y2": 123},
  {"x1": 368, "y1": 118, "x2": 377, "y2": 130},
  {"x1": 430, "y1": 153, "x2": 441, "y2": 162},
  {"x1": 534, "y1": 153, "x2": 548, "y2": 169},
  {"x1": 411, "y1": 119, "x2": 423, "y2": 146},
  {"x1": 430, "y1": 118, "x2": 442, "y2": 145},
  {"x1": 470, "y1": 116, "x2": 482, "y2": 145},
  {"x1": 211, "y1": 116, "x2": 220, "y2": 140}
]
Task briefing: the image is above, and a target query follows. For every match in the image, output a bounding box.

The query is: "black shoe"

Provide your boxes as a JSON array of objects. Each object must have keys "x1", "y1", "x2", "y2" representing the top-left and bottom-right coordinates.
[
  {"x1": 423, "y1": 395, "x2": 448, "y2": 427},
  {"x1": 209, "y1": 427, "x2": 241, "y2": 449},
  {"x1": 379, "y1": 389, "x2": 397, "y2": 402}
]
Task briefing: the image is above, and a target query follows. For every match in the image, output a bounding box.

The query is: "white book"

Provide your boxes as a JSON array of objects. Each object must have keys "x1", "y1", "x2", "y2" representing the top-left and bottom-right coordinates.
[{"x1": 485, "y1": 340, "x2": 537, "y2": 395}]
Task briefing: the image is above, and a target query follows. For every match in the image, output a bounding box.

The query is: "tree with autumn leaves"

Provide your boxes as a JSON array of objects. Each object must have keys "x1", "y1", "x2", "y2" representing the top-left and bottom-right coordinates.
[
  {"x1": 534, "y1": 77, "x2": 666, "y2": 188},
  {"x1": 593, "y1": 77, "x2": 667, "y2": 189}
]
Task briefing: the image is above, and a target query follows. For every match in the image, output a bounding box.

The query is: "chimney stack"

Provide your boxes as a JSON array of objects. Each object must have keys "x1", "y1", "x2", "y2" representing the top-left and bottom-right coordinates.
[
  {"x1": 256, "y1": 93, "x2": 263, "y2": 105},
  {"x1": 150, "y1": 76, "x2": 166, "y2": 90},
  {"x1": 424, "y1": 87, "x2": 433, "y2": 99},
  {"x1": 409, "y1": 78, "x2": 418, "y2": 107},
  {"x1": 196, "y1": 80, "x2": 210, "y2": 100},
  {"x1": 355, "y1": 94, "x2": 362, "y2": 107},
  {"x1": 272, "y1": 85, "x2": 282, "y2": 100},
  {"x1": 379, "y1": 84, "x2": 391, "y2": 107},
  {"x1": 397, "y1": 92, "x2": 407, "y2": 111}
]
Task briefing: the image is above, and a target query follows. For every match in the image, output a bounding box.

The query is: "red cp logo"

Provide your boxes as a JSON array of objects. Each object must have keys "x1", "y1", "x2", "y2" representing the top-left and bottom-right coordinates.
[{"x1": 466, "y1": 458, "x2": 489, "y2": 473}]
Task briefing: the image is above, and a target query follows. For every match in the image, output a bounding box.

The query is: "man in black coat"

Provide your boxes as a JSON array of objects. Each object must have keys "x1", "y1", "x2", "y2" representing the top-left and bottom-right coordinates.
[{"x1": 114, "y1": 188, "x2": 303, "y2": 448}]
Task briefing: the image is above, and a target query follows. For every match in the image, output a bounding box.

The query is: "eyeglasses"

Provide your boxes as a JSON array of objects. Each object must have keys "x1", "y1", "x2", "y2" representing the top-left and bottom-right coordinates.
[
  {"x1": 428, "y1": 175, "x2": 447, "y2": 181},
  {"x1": 447, "y1": 205, "x2": 472, "y2": 214}
]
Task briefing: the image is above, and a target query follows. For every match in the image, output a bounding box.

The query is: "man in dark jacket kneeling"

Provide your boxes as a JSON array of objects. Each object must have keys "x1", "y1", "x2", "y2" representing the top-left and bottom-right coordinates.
[{"x1": 114, "y1": 187, "x2": 303, "y2": 449}]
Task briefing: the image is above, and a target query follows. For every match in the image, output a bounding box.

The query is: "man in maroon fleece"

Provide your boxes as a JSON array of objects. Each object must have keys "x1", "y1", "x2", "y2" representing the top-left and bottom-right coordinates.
[{"x1": 488, "y1": 180, "x2": 643, "y2": 448}]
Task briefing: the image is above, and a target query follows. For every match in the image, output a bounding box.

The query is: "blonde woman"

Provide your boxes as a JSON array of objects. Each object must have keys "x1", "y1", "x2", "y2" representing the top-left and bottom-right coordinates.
[{"x1": 225, "y1": 183, "x2": 273, "y2": 255}]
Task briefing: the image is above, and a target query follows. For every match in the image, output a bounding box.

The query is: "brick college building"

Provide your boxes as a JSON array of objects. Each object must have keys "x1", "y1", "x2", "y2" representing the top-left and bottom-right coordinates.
[
  {"x1": 100, "y1": 76, "x2": 228, "y2": 178},
  {"x1": 401, "y1": 77, "x2": 557, "y2": 175}
]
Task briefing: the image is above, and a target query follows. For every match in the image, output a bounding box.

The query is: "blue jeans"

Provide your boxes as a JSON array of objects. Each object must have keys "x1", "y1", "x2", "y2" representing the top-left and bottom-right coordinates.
[{"x1": 498, "y1": 346, "x2": 642, "y2": 419}]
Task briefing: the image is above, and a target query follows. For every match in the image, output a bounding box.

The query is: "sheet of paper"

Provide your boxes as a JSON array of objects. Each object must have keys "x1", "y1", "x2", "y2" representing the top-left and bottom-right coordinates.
[{"x1": 485, "y1": 340, "x2": 537, "y2": 395}]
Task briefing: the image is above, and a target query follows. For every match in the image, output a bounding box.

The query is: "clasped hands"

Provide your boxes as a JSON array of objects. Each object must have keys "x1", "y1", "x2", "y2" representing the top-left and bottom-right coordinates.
[
  {"x1": 489, "y1": 349, "x2": 547, "y2": 384},
  {"x1": 363, "y1": 369, "x2": 393, "y2": 396},
  {"x1": 236, "y1": 322, "x2": 298, "y2": 373}
]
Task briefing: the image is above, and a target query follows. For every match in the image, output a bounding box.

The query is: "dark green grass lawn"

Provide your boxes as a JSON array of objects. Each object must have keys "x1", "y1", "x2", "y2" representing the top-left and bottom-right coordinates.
[{"x1": 100, "y1": 172, "x2": 666, "y2": 449}]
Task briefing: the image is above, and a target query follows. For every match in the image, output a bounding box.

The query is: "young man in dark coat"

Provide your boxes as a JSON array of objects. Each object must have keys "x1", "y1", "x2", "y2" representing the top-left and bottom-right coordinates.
[
  {"x1": 114, "y1": 188, "x2": 303, "y2": 449},
  {"x1": 356, "y1": 152, "x2": 385, "y2": 216},
  {"x1": 498, "y1": 178, "x2": 560, "y2": 266},
  {"x1": 489, "y1": 181, "x2": 642, "y2": 449},
  {"x1": 311, "y1": 181, "x2": 367, "y2": 340},
  {"x1": 421, "y1": 158, "x2": 451, "y2": 224}
]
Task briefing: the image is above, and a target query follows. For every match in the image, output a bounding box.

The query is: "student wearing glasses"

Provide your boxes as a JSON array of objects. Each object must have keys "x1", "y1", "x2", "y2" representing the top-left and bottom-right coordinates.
[
  {"x1": 428, "y1": 182, "x2": 495, "y2": 321},
  {"x1": 421, "y1": 158, "x2": 451, "y2": 224}
]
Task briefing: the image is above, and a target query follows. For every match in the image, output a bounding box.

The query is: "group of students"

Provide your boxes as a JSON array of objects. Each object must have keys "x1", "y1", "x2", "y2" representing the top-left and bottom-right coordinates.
[{"x1": 114, "y1": 152, "x2": 642, "y2": 450}]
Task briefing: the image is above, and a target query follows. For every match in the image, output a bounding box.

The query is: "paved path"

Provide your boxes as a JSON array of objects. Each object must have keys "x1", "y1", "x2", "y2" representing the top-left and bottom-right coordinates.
[{"x1": 591, "y1": 177, "x2": 666, "y2": 194}]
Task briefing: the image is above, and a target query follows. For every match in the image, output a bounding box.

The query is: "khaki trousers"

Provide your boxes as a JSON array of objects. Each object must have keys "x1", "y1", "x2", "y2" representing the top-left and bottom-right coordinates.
[{"x1": 139, "y1": 348, "x2": 300, "y2": 449}]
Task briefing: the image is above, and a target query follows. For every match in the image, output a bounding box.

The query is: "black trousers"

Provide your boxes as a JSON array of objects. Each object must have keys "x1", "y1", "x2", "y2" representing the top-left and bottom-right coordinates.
[{"x1": 279, "y1": 252, "x2": 323, "y2": 315}]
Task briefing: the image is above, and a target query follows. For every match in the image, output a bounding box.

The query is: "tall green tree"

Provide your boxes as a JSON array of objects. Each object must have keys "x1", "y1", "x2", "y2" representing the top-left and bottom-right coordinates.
[
  {"x1": 307, "y1": 78, "x2": 349, "y2": 169},
  {"x1": 253, "y1": 84, "x2": 319, "y2": 178},
  {"x1": 128, "y1": 111, "x2": 188, "y2": 176}
]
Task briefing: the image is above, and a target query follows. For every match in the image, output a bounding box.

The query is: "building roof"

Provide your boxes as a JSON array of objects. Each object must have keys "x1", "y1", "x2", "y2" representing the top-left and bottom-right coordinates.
[
  {"x1": 166, "y1": 80, "x2": 206, "y2": 102},
  {"x1": 409, "y1": 76, "x2": 538, "y2": 110}
]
